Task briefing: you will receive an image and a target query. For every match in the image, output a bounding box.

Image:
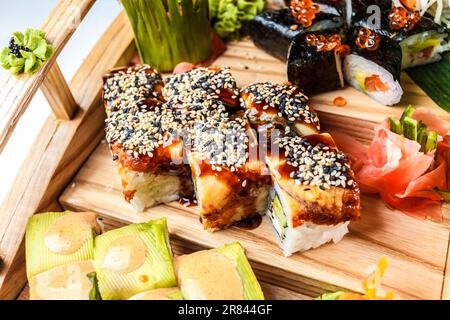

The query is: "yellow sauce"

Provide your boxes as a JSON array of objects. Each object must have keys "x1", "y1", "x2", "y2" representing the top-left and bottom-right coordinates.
[
  {"x1": 44, "y1": 212, "x2": 99, "y2": 255},
  {"x1": 128, "y1": 288, "x2": 179, "y2": 300},
  {"x1": 175, "y1": 251, "x2": 244, "y2": 300},
  {"x1": 29, "y1": 260, "x2": 95, "y2": 300},
  {"x1": 102, "y1": 235, "x2": 146, "y2": 273}
]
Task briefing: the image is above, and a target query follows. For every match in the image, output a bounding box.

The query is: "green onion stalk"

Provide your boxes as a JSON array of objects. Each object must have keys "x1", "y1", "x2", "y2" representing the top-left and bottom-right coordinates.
[{"x1": 121, "y1": 0, "x2": 212, "y2": 72}]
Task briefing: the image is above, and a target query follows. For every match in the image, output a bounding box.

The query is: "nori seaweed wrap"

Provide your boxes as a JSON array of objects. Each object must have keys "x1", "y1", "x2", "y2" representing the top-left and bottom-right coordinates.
[
  {"x1": 246, "y1": 2, "x2": 347, "y2": 61},
  {"x1": 352, "y1": 11, "x2": 449, "y2": 68},
  {"x1": 287, "y1": 29, "x2": 347, "y2": 95}
]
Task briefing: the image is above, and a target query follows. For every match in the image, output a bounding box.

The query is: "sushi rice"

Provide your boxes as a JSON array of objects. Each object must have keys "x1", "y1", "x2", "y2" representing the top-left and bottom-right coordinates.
[
  {"x1": 267, "y1": 184, "x2": 350, "y2": 257},
  {"x1": 344, "y1": 54, "x2": 404, "y2": 106}
]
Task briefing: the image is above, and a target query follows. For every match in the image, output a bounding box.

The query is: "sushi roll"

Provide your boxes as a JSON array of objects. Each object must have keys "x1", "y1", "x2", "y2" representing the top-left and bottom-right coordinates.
[
  {"x1": 353, "y1": 7, "x2": 449, "y2": 69},
  {"x1": 240, "y1": 82, "x2": 321, "y2": 135},
  {"x1": 246, "y1": 2, "x2": 347, "y2": 62},
  {"x1": 163, "y1": 66, "x2": 241, "y2": 108},
  {"x1": 174, "y1": 242, "x2": 264, "y2": 300},
  {"x1": 104, "y1": 65, "x2": 194, "y2": 212},
  {"x1": 344, "y1": 27, "x2": 403, "y2": 106},
  {"x1": 187, "y1": 112, "x2": 271, "y2": 232},
  {"x1": 94, "y1": 218, "x2": 177, "y2": 300},
  {"x1": 26, "y1": 211, "x2": 103, "y2": 300},
  {"x1": 287, "y1": 30, "x2": 350, "y2": 95},
  {"x1": 265, "y1": 133, "x2": 360, "y2": 256}
]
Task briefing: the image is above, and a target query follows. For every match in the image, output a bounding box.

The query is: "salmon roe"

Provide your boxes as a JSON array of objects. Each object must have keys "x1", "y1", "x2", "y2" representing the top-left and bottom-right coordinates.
[
  {"x1": 305, "y1": 33, "x2": 350, "y2": 55},
  {"x1": 333, "y1": 96, "x2": 347, "y2": 107},
  {"x1": 355, "y1": 28, "x2": 381, "y2": 51},
  {"x1": 290, "y1": 0, "x2": 321, "y2": 27},
  {"x1": 388, "y1": 6, "x2": 421, "y2": 31}
]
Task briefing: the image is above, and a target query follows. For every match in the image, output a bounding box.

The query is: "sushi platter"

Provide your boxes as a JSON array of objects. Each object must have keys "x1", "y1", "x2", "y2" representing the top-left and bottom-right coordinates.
[{"x1": 1, "y1": 0, "x2": 450, "y2": 300}]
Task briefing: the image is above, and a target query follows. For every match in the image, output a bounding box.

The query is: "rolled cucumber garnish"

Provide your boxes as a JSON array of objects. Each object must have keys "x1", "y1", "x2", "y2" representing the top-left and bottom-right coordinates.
[{"x1": 121, "y1": 0, "x2": 212, "y2": 72}]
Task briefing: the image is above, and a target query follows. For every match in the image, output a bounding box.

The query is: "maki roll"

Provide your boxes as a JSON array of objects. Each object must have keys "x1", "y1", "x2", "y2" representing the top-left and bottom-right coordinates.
[
  {"x1": 94, "y1": 218, "x2": 177, "y2": 300},
  {"x1": 246, "y1": 9, "x2": 305, "y2": 61},
  {"x1": 174, "y1": 242, "x2": 264, "y2": 300},
  {"x1": 265, "y1": 133, "x2": 360, "y2": 256},
  {"x1": 104, "y1": 65, "x2": 193, "y2": 212},
  {"x1": 26, "y1": 211, "x2": 103, "y2": 300},
  {"x1": 246, "y1": 1, "x2": 347, "y2": 62},
  {"x1": 352, "y1": 5, "x2": 449, "y2": 68},
  {"x1": 187, "y1": 112, "x2": 271, "y2": 232},
  {"x1": 163, "y1": 66, "x2": 241, "y2": 108},
  {"x1": 287, "y1": 30, "x2": 350, "y2": 95},
  {"x1": 344, "y1": 27, "x2": 403, "y2": 106},
  {"x1": 240, "y1": 82, "x2": 321, "y2": 135}
]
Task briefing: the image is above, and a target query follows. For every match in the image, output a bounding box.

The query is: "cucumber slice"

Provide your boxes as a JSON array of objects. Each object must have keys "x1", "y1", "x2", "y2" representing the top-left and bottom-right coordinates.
[
  {"x1": 417, "y1": 122, "x2": 428, "y2": 151},
  {"x1": 425, "y1": 131, "x2": 438, "y2": 152},
  {"x1": 402, "y1": 117, "x2": 418, "y2": 141},
  {"x1": 389, "y1": 117, "x2": 403, "y2": 135},
  {"x1": 272, "y1": 196, "x2": 287, "y2": 229},
  {"x1": 439, "y1": 190, "x2": 450, "y2": 202},
  {"x1": 400, "y1": 105, "x2": 415, "y2": 125}
]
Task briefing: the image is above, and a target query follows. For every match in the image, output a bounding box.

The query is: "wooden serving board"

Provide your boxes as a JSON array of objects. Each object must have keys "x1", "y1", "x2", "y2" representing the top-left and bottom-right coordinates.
[{"x1": 60, "y1": 39, "x2": 450, "y2": 300}]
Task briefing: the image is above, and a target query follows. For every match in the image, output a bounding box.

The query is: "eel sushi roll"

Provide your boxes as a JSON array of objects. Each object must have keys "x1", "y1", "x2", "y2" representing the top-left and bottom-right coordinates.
[
  {"x1": 240, "y1": 82, "x2": 321, "y2": 135},
  {"x1": 104, "y1": 65, "x2": 193, "y2": 212},
  {"x1": 26, "y1": 211, "x2": 102, "y2": 300},
  {"x1": 246, "y1": 1, "x2": 347, "y2": 62},
  {"x1": 94, "y1": 218, "x2": 177, "y2": 300},
  {"x1": 187, "y1": 112, "x2": 271, "y2": 232},
  {"x1": 174, "y1": 242, "x2": 264, "y2": 300},
  {"x1": 344, "y1": 27, "x2": 403, "y2": 106},
  {"x1": 163, "y1": 66, "x2": 241, "y2": 108},
  {"x1": 287, "y1": 30, "x2": 350, "y2": 95},
  {"x1": 265, "y1": 133, "x2": 360, "y2": 256}
]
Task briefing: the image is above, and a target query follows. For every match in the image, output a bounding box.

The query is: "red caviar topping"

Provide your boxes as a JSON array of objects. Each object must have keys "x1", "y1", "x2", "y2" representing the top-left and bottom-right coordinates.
[
  {"x1": 290, "y1": 0, "x2": 321, "y2": 27},
  {"x1": 305, "y1": 33, "x2": 350, "y2": 56},
  {"x1": 388, "y1": 6, "x2": 421, "y2": 31},
  {"x1": 356, "y1": 28, "x2": 381, "y2": 51}
]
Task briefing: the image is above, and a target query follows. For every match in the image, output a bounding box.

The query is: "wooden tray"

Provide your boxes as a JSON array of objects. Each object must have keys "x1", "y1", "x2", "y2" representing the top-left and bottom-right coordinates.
[
  {"x1": 60, "y1": 40, "x2": 450, "y2": 300},
  {"x1": 1, "y1": 1, "x2": 449, "y2": 300}
]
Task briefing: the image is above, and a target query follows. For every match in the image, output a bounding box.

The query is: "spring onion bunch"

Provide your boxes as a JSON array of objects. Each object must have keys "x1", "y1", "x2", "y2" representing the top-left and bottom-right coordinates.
[{"x1": 121, "y1": 0, "x2": 212, "y2": 72}]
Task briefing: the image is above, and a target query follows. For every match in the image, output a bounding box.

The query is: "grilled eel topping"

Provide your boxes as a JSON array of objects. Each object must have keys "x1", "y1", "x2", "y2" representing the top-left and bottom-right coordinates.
[
  {"x1": 240, "y1": 83, "x2": 321, "y2": 135},
  {"x1": 103, "y1": 65, "x2": 164, "y2": 115},
  {"x1": 267, "y1": 133, "x2": 360, "y2": 226},
  {"x1": 164, "y1": 66, "x2": 240, "y2": 107}
]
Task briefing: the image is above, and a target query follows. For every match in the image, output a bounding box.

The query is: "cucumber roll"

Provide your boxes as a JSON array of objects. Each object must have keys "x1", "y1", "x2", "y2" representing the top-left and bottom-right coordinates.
[
  {"x1": 344, "y1": 27, "x2": 403, "y2": 106},
  {"x1": 287, "y1": 30, "x2": 349, "y2": 95}
]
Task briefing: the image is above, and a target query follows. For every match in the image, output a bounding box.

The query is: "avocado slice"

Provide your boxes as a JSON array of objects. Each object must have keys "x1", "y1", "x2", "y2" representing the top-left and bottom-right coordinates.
[{"x1": 425, "y1": 131, "x2": 438, "y2": 152}]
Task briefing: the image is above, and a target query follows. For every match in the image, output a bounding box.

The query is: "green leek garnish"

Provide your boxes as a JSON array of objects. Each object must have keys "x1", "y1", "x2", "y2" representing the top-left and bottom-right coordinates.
[{"x1": 121, "y1": 0, "x2": 212, "y2": 72}]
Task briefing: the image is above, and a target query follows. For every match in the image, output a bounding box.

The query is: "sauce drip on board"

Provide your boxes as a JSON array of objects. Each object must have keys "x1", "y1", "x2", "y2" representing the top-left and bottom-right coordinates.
[{"x1": 234, "y1": 214, "x2": 263, "y2": 230}]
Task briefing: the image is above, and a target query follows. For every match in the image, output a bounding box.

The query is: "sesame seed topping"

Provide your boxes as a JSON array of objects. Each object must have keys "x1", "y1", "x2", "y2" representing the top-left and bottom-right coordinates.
[
  {"x1": 241, "y1": 82, "x2": 320, "y2": 131},
  {"x1": 275, "y1": 134, "x2": 354, "y2": 190},
  {"x1": 104, "y1": 65, "x2": 163, "y2": 115}
]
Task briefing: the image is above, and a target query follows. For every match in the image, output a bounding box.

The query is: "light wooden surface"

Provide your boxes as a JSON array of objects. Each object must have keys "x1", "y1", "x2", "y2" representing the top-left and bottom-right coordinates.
[
  {"x1": 0, "y1": 11, "x2": 135, "y2": 300},
  {"x1": 0, "y1": 0, "x2": 95, "y2": 154},
  {"x1": 59, "y1": 37, "x2": 450, "y2": 299},
  {"x1": 60, "y1": 142, "x2": 449, "y2": 300},
  {"x1": 41, "y1": 62, "x2": 78, "y2": 120}
]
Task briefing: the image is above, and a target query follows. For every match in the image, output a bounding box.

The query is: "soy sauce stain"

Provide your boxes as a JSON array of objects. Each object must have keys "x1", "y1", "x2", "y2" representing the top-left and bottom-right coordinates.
[{"x1": 234, "y1": 214, "x2": 262, "y2": 230}]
